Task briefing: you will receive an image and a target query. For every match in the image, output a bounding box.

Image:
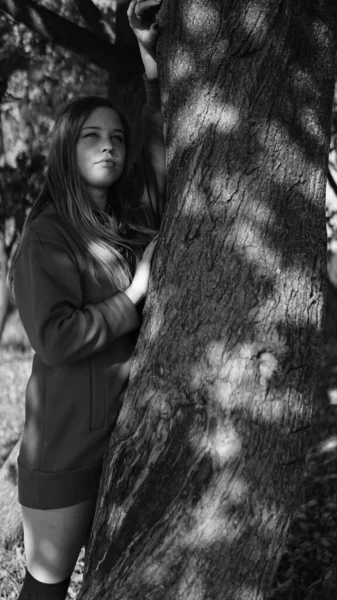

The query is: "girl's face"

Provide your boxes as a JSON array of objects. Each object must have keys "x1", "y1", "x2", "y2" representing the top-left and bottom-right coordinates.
[{"x1": 76, "y1": 107, "x2": 126, "y2": 208}]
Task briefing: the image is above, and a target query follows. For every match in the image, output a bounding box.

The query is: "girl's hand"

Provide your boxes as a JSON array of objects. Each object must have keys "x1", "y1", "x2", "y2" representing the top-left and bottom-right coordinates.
[
  {"x1": 124, "y1": 237, "x2": 158, "y2": 305},
  {"x1": 127, "y1": 0, "x2": 161, "y2": 53}
]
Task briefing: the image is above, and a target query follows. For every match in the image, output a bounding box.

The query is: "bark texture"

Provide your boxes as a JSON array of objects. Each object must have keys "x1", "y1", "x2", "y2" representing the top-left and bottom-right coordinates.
[{"x1": 80, "y1": 2, "x2": 337, "y2": 599}]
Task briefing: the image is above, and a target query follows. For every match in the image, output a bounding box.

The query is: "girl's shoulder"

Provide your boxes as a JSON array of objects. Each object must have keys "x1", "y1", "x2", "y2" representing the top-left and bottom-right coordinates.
[
  {"x1": 19, "y1": 204, "x2": 80, "y2": 268},
  {"x1": 12, "y1": 203, "x2": 83, "y2": 279},
  {"x1": 23, "y1": 203, "x2": 70, "y2": 247}
]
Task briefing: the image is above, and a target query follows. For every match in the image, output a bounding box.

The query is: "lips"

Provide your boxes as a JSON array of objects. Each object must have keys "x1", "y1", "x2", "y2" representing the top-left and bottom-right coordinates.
[{"x1": 97, "y1": 159, "x2": 116, "y2": 168}]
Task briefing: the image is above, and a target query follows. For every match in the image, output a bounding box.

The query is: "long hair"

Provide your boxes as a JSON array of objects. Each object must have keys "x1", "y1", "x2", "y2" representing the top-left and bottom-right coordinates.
[{"x1": 9, "y1": 96, "x2": 156, "y2": 294}]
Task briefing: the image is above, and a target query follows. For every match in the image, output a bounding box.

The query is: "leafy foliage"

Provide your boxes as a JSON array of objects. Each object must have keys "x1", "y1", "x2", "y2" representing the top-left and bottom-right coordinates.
[
  {"x1": 0, "y1": 7, "x2": 109, "y2": 256},
  {"x1": 0, "y1": 2, "x2": 110, "y2": 338}
]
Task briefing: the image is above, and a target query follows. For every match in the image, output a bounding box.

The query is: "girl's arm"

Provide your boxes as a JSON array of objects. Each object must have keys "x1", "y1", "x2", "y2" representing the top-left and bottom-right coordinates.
[
  {"x1": 138, "y1": 42, "x2": 158, "y2": 80},
  {"x1": 127, "y1": 0, "x2": 160, "y2": 79},
  {"x1": 14, "y1": 230, "x2": 141, "y2": 366},
  {"x1": 128, "y1": 0, "x2": 166, "y2": 227}
]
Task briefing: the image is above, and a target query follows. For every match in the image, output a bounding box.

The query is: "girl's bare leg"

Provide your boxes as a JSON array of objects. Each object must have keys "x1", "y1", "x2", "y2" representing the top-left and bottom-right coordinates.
[{"x1": 21, "y1": 498, "x2": 96, "y2": 584}]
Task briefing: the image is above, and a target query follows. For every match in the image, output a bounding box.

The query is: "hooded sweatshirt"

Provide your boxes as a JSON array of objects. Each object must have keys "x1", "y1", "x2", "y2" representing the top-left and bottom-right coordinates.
[{"x1": 13, "y1": 76, "x2": 165, "y2": 509}]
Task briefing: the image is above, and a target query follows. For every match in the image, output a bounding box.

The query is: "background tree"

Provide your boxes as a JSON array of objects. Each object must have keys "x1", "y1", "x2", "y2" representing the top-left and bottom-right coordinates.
[
  {"x1": 0, "y1": 2, "x2": 111, "y2": 340},
  {"x1": 0, "y1": 13, "x2": 30, "y2": 341}
]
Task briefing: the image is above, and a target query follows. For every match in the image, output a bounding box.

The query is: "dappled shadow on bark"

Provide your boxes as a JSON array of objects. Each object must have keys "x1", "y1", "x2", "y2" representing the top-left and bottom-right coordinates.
[
  {"x1": 159, "y1": 0, "x2": 333, "y2": 295},
  {"x1": 81, "y1": 283, "x2": 337, "y2": 598},
  {"x1": 81, "y1": 172, "x2": 328, "y2": 591},
  {"x1": 82, "y1": 42, "x2": 336, "y2": 600},
  {"x1": 82, "y1": 335, "x2": 318, "y2": 599},
  {"x1": 101, "y1": 277, "x2": 337, "y2": 600},
  {"x1": 88, "y1": 19, "x2": 335, "y2": 600},
  {"x1": 162, "y1": 1, "x2": 333, "y2": 167}
]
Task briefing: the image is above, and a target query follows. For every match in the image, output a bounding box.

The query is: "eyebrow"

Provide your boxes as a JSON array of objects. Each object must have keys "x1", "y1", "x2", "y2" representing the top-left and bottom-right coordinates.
[{"x1": 82, "y1": 126, "x2": 124, "y2": 133}]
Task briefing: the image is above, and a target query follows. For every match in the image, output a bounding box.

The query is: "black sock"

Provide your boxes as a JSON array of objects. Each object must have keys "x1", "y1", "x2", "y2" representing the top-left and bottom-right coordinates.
[{"x1": 17, "y1": 569, "x2": 70, "y2": 600}]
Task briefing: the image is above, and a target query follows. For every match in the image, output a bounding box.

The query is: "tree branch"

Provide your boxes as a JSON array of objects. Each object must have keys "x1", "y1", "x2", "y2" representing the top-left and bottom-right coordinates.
[
  {"x1": 73, "y1": 0, "x2": 116, "y2": 44},
  {"x1": 0, "y1": 0, "x2": 117, "y2": 71}
]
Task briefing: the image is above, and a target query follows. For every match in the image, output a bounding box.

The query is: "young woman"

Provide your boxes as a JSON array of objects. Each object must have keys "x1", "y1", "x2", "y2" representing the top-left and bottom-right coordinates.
[{"x1": 9, "y1": 2, "x2": 165, "y2": 598}]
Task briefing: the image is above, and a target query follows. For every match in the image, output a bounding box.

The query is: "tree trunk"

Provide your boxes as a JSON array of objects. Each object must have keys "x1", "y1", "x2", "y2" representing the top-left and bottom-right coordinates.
[
  {"x1": 85, "y1": 2, "x2": 337, "y2": 599},
  {"x1": 0, "y1": 438, "x2": 22, "y2": 548}
]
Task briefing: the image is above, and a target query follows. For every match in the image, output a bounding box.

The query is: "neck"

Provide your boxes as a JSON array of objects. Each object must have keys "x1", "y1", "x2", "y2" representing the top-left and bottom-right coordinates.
[{"x1": 89, "y1": 188, "x2": 107, "y2": 212}]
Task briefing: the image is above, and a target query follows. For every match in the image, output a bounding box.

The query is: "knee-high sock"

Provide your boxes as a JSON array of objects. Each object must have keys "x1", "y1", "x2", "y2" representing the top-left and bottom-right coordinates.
[{"x1": 17, "y1": 569, "x2": 70, "y2": 600}]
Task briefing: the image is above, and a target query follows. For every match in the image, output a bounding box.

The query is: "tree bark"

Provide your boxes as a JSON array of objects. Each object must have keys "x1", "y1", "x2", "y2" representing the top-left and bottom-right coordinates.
[{"x1": 78, "y1": 2, "x2": 337, "y2": 599}]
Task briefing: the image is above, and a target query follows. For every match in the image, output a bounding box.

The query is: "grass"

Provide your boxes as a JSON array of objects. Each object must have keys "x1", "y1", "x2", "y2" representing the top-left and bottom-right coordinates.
[
  {"x1": 0, "y1": 544, "x2": 26, "y2": 600},
  {"x1": 0, "y1": 309, "x2": 32, "y2": 469},
  {"x1": 0, "y1": 348, "x2": 29, "y2": 469},
  {"x1": 0, "y1": 543, "x2": 85, "y2": 599}
]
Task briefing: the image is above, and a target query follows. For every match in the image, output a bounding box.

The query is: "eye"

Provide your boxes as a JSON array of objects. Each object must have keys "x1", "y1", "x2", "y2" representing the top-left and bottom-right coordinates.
[
  {"x1": 84, "y1": 132, "x2": 98, "y2": 138},
  {"x1": 111, "y1": 134, "x2": 125, "y2": 144}
]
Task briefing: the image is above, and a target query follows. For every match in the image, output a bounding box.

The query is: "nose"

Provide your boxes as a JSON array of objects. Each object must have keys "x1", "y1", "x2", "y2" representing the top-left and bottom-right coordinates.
[
  {"x1": 102, "y1": 141, "x2": 119, "y2": 158},
  {"x1": 102, "y1": 141, "x2": 113, "y2": 153}
]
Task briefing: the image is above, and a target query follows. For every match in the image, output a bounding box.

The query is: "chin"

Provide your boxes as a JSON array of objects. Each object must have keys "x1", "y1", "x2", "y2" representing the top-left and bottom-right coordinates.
[{"x1": 95, "y1": 177, "x2": 118, "y2": 187}]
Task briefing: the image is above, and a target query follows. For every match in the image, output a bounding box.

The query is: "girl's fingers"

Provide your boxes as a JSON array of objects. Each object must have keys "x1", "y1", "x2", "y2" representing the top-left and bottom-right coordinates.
[
  {"x1": 127, "y1": 0, "x2": 137, "y2": 20},
  {"x1": 148, "y1": 239, "x2": 158, "y2": 250},
  {"x1": 135, "y1": 0, "x2": 161, "y2": 18},
  {"x1": 143, "y1": 239, "x2": 158, "y2": 260}
]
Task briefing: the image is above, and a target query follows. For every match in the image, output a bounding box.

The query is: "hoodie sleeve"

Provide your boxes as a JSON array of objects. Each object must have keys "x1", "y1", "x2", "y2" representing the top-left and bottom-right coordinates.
[
  {"x1": 141, "y1": 75, "x2": 166, "y2": 229},
  {"x1": 13, "y1": 231, "x2": 140, "y2": 367}
]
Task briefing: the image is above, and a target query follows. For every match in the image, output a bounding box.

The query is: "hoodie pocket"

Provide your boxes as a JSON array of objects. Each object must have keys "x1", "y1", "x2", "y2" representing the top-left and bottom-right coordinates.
[{"x1": 89, "y1": 357, "x2": 107, "y2": 431}]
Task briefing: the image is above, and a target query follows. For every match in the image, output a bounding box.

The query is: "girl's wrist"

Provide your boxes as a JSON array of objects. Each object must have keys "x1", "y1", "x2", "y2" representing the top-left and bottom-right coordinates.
[
  {"x1": 124, "y1": 285, "x2": 142, "y2": 305},
  {"x1": 138, "y1": 42, "x2": 158, "y2": 79}
]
